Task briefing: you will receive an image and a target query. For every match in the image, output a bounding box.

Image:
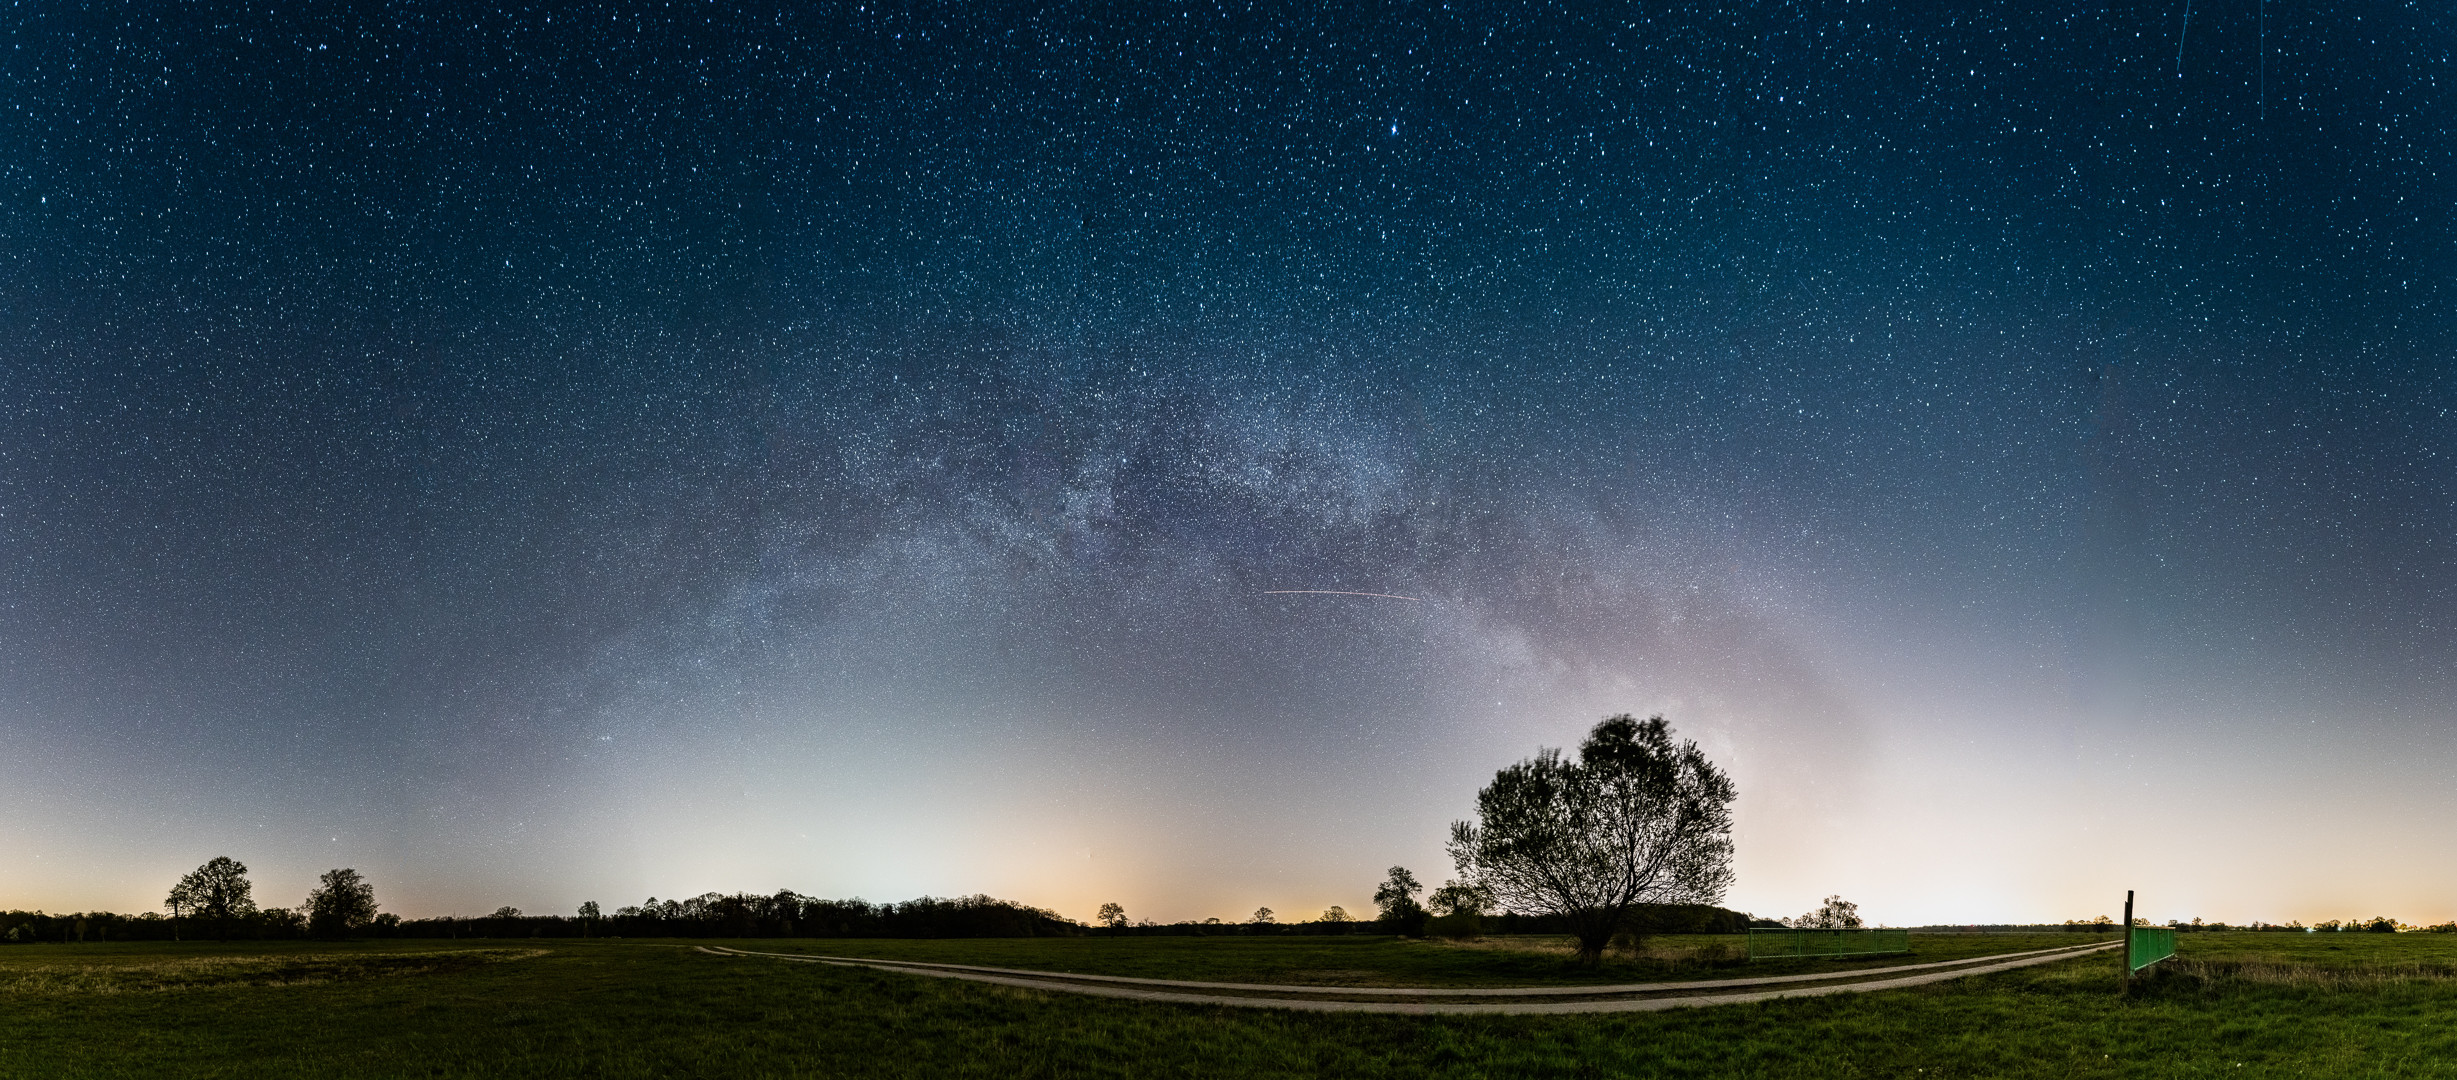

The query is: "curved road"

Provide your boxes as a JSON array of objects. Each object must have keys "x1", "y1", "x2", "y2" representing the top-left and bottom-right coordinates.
[{"x1": 702, "y1": 939, "x2": 2119, "y2": 1015}]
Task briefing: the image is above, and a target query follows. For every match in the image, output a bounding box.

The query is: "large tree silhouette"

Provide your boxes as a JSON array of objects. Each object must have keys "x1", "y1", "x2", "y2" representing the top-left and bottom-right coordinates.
[
  {"x1": 1447, "y1": 714, "x2": 1736, "y2": 965},
  {"x1": 303, "y1": 868, "x2": 380, "y2": 939},
  {"x1": 168, "y1": 856, "x2": 258, "y2": 942}
]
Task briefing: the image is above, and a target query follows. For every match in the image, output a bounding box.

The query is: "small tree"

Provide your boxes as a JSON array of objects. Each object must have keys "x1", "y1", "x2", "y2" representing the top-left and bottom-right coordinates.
[
  {"x1": 169, "y1": 857, "x2": 258, "y2": 942},
  {"x1": 1427, "y1": 880, "x2": 1497, "y2": 917},
  {"x1": 1319, "y1": 905, "x2": 1354, "y2": 931},
  {"x1": 167, "y1": 884, "x2": 189, "y2": 941},
  {"x1": 1424, "y1": 878, "x2": 1498, "y2": 939},
  {"x1": 1250, "y1": 906, "x2": 1275, "y2": 926},
  {"x1": 1787, "y1": 895, "x2": 1862, "y2": 929},
  {"x1": 1448, "y1": 714, "x2": 1736, "y2": 965},
  {"x1": 1372, "y1": 867, "x2": 1429, "y2": 936},
  {"x1": 1097, "y1": 902, "x2": 1127, "y2": 931},
  {"x1": 302, "y1": 868, "x2": 380, "y2": 939},
  {"x1": 579, "y1": 901, "x2": 601, "y2": 938}
]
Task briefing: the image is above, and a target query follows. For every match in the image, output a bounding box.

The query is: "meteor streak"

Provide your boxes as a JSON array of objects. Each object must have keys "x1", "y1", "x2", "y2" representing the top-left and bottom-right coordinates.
[{"x1": 1261, "y1": 590, "x2": 1426, "y2": 602}]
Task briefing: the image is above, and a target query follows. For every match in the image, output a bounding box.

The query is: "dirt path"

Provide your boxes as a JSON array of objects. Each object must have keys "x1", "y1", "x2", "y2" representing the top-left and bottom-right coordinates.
[
  {"x1": 701, "y1": 939, "x2": 2120, "y2": 1015},
  {"x1": 705, "y1": 939, "x2": 2110, "y2": 996}
]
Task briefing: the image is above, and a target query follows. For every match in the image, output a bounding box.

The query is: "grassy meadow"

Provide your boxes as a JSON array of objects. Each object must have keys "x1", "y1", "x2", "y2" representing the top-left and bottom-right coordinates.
[
  {"x1": 4, "y1": 932, "x2": 2455, "y2": 1078},
  {"x1": 713, "y1": 930, "x2": 2085, "y2": 985}
]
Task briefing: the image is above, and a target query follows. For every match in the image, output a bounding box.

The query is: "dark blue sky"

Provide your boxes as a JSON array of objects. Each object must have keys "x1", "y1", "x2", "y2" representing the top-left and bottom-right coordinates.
[{"x1": 4, "y1": 1, "x2": 2452, "y2": 923}]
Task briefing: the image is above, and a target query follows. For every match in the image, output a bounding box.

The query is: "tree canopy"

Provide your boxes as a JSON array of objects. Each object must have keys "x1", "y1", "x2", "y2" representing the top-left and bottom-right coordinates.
[
  {"x1": 1372, "y1": 866, "x2": 1428, "y2": 934},
  {"x1": 303, "y1": 868, "x2": 380, "y2": 939},
  {"x1": 1427, "y1": 879, "x2": 1497, "y2": 917},
  {"x1": 1447, "y1": 713, "x2": 1736, "y2": 964},
  {"x1": 168, "y1": 856, "x2": 257, "y2": 941},
  {"x1": 1789, "y1": 895, "x2": 1863, "y2": 929}
]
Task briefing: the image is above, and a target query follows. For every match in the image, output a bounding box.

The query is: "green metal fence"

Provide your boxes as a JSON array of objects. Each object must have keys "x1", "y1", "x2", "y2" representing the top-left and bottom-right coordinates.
[
  {"x1": 2126, "y1": 926, "x2": 2177, "y2": 973},
  {"x1": 1747, "y1": 927, "x2": 1911, "y2": 960}
]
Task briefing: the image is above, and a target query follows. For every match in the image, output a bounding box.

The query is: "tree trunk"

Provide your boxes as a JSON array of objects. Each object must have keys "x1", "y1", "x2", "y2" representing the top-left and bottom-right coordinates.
[
  {"x1": 1569, "y1": 908, "x2": 1621, "y2": 966},
  {"x1": 1573, "y1": 934, "x2": 1609, "y2": 965}
]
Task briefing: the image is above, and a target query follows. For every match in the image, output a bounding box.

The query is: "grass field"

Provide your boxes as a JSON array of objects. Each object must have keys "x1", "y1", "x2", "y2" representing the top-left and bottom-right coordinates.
[
  {"x1": 723, "y1": 930, "x2": 2084, "y2": 986},
  {"x1": 3, "y1": 932, "x2": 2454, "y2": 1077}
]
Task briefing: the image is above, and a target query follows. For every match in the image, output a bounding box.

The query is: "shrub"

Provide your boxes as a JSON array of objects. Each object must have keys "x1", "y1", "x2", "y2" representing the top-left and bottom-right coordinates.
[{"x1": 1425, "y1": 912, "x2": 1483, "y2": 939}]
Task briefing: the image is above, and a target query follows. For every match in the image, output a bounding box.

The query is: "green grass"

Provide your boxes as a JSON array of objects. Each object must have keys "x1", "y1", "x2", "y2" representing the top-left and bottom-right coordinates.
[
  {"x1": 727, "y1": 931, "x2": 2085, "y2": 985},
  {"x1": 0, "y1": 944, "x2": 543, "y2": 995},
  {"x1": 2, "y1": 933, "x2": 2453, "y2": 1078}
]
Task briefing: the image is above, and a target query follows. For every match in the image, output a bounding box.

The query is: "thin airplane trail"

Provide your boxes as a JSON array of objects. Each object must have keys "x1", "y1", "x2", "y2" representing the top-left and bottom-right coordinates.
[
  {"x1": 2177, "y1": 0, "x2": 2194, "y2": 77},
  {"x1": 1262, "y1": 589, "x2": 1426, "y2": 602}
]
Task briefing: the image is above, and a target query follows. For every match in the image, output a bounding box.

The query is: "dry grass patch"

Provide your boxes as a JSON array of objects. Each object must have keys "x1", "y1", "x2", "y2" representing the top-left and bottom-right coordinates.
[
  {"x1": 1424, "y1": 935, "x2": 1742, "y2": 966},
  {"x1": 2161, "y1": 957, "x2": 2457, "y2": 989},
  {"x1": 0, "y1": 947, "x2": 545, "y2": 995},
  {"x1": 1277, "y1": 968, "x2": 1390, "y2": 985},
  {"x1": 1424, "y1": 935, "x2": 1581, "y2": 957}
]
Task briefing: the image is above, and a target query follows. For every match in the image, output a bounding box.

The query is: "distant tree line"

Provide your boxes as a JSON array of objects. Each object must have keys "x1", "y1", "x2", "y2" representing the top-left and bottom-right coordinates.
[
  {"x1": 1075, "y1": 893, "x2": 1769, "y2": 939},
  {"x1": 17, "y1": 901, "x2": 2445, "y2": 944},
  {"x1": 0, "y1": 888, "x2": 1473, "y2": 943},
  {"x1": 13, "y1": 850, "x2": 2449, "y2": 945},
  {"x1": 1, "y1": 886, "x2": 1770, "y2": 944},
  {"x1": 0, "y1": 891, "x2": 1080, "y2": 943},
  {"x1": 1477, "y1": 904, "x2": 1769, "y2": 936},
  {"x1": 3, "y1": 858, "x2": 1098, "y2": 943},
  {"x1": 1, "y1": 909, "x2": 225, "y2": 944},
  {"x1": 2146, "y1": 916, "x2": 2427, "y2": 934},
  {"x1": 421, "y1": 892, "x2": 1088, "y2": 939},
  {"x1": 1985, "y1": 916, "x2": 2457, "y2": 934}
]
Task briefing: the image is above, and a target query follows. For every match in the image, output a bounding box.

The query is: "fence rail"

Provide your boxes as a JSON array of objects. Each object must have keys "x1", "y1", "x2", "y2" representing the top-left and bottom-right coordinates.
[{"x1": 2126, "y1": 926, "x2": 2177, "y2": 972}]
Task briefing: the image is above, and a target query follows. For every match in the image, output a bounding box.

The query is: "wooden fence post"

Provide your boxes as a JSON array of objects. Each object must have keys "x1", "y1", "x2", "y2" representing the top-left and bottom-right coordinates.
[{"x1": 2119, "y1": 889, "x2": 2134, "y2": 993}]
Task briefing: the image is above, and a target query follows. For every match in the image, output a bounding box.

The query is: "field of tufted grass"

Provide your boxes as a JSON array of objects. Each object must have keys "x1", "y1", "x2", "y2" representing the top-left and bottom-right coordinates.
[{"x1": 3, "y1": 932, "x2": 2453, "y2": 1078}]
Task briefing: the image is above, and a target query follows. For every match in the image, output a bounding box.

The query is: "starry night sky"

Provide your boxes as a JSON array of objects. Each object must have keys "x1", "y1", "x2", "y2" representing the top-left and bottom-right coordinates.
[{"x1": 4, "y1": 1, "x2": 2452, "y2": 925}]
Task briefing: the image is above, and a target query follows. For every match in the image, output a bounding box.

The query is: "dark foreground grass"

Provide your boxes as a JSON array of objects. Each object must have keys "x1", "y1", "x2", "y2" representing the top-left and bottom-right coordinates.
[{"x1": 3, "y1": 933, "x2": 2454, "y2": 1078}]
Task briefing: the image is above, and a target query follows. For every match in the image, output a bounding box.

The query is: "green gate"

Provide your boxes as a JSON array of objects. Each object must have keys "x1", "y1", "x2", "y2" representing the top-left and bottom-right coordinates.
[
  {"x1": 1747, "y1": 927, "x2": 1911, "y2": 959},
  {"x1": 2127, "y1": 926, "x2": 2176, "y2": 973}
]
